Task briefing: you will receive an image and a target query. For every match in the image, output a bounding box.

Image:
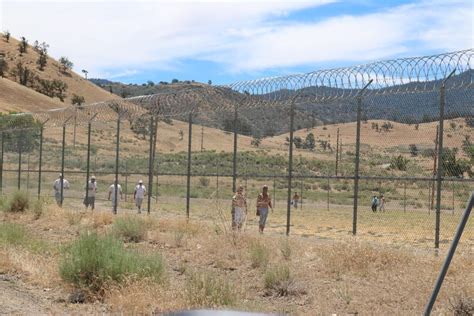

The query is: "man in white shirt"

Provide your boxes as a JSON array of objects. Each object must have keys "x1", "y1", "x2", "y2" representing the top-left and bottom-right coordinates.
[
  {"x1": 53, "y1": 173, "x2": 70, "y2": 207},
  {"x1": 108, "y1": 180, "x2": 123, "y2": 213},
  {"x1": 134, "y1": 180, "x2": 147, "y2": 213},
  {"x1": 84, "y1": 176, "x2": 97, "y2": 210}
]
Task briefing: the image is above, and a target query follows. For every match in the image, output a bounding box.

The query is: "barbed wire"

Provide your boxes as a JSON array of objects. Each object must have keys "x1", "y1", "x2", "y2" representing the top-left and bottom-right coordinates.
[{"x1": 0, "y1": 49, "x2": 471, "y2": 127}]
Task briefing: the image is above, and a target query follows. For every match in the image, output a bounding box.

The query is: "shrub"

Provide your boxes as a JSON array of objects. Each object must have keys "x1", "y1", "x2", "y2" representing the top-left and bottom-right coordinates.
[
  {"x1": 449, "y1": 294, "x2": 474, "y2": 315},
  {"x1": 112, "y1": 216, "x2": 147, "y2": 242},
  {"x1": 264, "y1": 265, "x2": 292, "y2": 296},
  {"x1": 4, "y1": 191, "x2": 29, "y2": 212},
  {"x1": 390, "y1": 155, "x2": 409, "y2": 171},
  {"x1": 0, "y1": 222, "x2": 27, "y2": 246},
  {"x1": 60, "y1": 233, "x2": 165, "y2": 293},
  {"x1": 249, "y1": 241, "x2": 270, "y2": 269},
  {"x1": 32, "y1": 198, "x2": 44, "y2": 220},
  {"x1": 185, "y1": 270, "x2": 235, "y2": 307},
  {"x1": 199, "y1": 177, "x2": 210, "y2": 187}
]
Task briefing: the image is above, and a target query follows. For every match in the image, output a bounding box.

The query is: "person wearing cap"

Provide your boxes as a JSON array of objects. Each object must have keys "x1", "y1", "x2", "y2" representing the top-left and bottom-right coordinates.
[
  {"x1": 256, "y1": 185, "x2": 273, "y2": 233},
  {"x1": 134, "y1": 180, "x2": 147, "y2": 213},
  {"x1": 108, "y1": 180, "x2": 123, "y2": 212},
  {"x1": 53, "y1": 173, "x2": 70, "y2": 207},
  {"x1": 84, "y1": 176, "x2": 97, "y2": 210},
  {"x1": 231, "y1": 185, "x2": 247, "y2": 230}
]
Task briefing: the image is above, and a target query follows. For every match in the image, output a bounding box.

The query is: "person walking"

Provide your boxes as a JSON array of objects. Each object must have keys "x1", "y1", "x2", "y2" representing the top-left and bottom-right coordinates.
[
  {"x1": 232, "y1": 186, "x2": 247, "y2": 231},
  {"x1": 53, "y1": 173, "x2": 70, "y2": 207},
  {"x1": 84, "y1": 176, "x2": 97, "y2": 210},
  {"x1": 256, "y1": 185, "x2": 273, "y2": 233},
  {"x1": 108, "y1": 180, "x2": 123, "y2": 213},
  {"x1": 134, "y1": 180, "x2": 147, "y2": 213},
  {"x1": 292, "y1": 192, "x2": 300, "y2": 209},
  {"x1": 371, "y1": 195, "x2": 378, "y2": 212},
  {"x1": 379, "y1": 194, "x2": 386, "y2": 212}
]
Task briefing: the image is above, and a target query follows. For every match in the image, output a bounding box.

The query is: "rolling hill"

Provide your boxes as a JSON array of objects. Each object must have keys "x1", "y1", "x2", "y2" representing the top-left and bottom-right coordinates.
[{"x1": 0, "y1": 34, "x2": 119, "y2": 112}]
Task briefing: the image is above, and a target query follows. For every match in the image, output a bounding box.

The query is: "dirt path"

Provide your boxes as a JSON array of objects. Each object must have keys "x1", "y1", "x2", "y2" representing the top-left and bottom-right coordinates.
[{"x1": 0, "y1": 275, "x2": 50, "y2": 314}]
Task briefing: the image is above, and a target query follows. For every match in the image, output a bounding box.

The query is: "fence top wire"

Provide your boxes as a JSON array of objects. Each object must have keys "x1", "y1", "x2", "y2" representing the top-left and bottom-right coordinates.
[{"x1": 2, "y1": 49, "x2": 473, "y2": 127}]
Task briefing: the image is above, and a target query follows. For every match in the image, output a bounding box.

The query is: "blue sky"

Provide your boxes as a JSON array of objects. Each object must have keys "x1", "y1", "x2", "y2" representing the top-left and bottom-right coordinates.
[{"x1": 1, "y1": 0, "x2": 472, "y2": 85}]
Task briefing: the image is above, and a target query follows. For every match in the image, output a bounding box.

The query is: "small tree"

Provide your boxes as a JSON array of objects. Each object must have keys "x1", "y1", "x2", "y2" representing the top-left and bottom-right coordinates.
[
  {"x1": 208, "y1": 80, "x2": 212, "y2": 85},
  {"x1": 52, "y1": 79, "x2": 68, "y2": 101},
  {"x1": 71, "y1": 94, "x2": 85, "y2": 107},
  {"x1": 18, "y1": 37, "x2": 28, "y2": 55},
  {"x1": 3, "y1": 30, "x2": 10, "y2": 42},
  {"x1": 82, "y1": 69, "x2": 88, "y2": 79},
  {"x1": 14, "y1": 62, "x2": 32, "y2": 86},
  {"x1": 251, "y1": 136, "x2": 261, "y2": 147},
  {"x1": 147, "y1": 80, "x2": 154, "y2": 86},
  {"x1": 293, "y1": 136, "x2": 303, "y2": 149},
  {"x1": 390, "y1": 155, "x2": 409, "y2": 171},
  {"x1": 171, "y1": 78, "x2": 179, "y2": 84},
  {"x1": 0, "y1": 55, "x2": 7, "y2": 78},
  {"x1": 59, "y1": 56, "x2": 73, "y2": 73},
  {"x1": 304, "y1": 133, "x2": 316, "y2": 150},
  {"x1": 37, "y1": 51, "x2": 47, "y2": 71},
  {"x1": 409, "y1": 144, "x2": 418, "y2": 157}
]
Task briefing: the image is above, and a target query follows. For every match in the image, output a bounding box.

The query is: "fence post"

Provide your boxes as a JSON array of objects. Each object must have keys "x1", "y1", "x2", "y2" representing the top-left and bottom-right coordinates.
[
  {"x1": 17, "y1": 133, "x2": 22, "y2": 190},
  {"x1": 424, "y1": 193, "x2": 473, "y2": 315},
  {"x1": 431, "y1": 126, "x2": 439, "y2": 211},
  {"x1": 216, "y1": 160, "x2": 219, "y2": 200},
  {"x1": 352, "y1": 96, "x2": 362, "y2": 235},
  {"x1": 434, "y1": 69, "x2": 455, "y2": 249},
  {"x1": 60, "y1": 118, "x2": 72, "y2": 208},
  {"x1": 124, "y1": 161, "x2": 128, "y2": 202},
  {"x1": 352, "y1": 79, "x2": 372, "y2": 235},
  {"x1": 147, "y1": 116, "x2": 156, "y2": 215},
  {"x1": 300, "y1": 179, "x2": 304, "y2": 210},
  {"x1": 0, "y1": 132, "x2": 3, "y2": 195},
  {"x1": 186, "y1": 112, "x2": 193, "y2": 219},
  {"x1": 37, "y1": 123, "x2": 46, "y2": 200},
  {"x1": 232, "y1": 105, "x2": 238, "y2": 194},
  {"x1": 85, "y1": 115, "x2": 96, "y2": 208},
  {"x1": 404, "y1": 182, "x2": 407, "y2": 213},
  {"x1": 286, "y1": 101, "x2": 295, "y2": 236},
  {"x1": 113, "y1": 112, "x2": 121, "y2": 215},
  {"x1": 26, "y1": 154, "x2": 30, "y2": 192},
  {"x1": 273, "y1": 175, "x2": 276, "y2": 208}
]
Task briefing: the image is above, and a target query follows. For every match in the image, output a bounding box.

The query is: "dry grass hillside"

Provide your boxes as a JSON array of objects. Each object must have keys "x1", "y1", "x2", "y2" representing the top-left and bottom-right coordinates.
[
  {"x1": 0, "y1": 77, "x2": 62, "y2": 112},
  {"x1": 0, "y1": 34, "x2": 118, "y2": 112}
]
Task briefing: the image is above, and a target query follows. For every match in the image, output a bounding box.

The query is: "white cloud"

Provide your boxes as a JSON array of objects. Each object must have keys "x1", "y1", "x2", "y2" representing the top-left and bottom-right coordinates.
[{"x1": 0, "y1": 0, "x2": 471, "y2": 79}]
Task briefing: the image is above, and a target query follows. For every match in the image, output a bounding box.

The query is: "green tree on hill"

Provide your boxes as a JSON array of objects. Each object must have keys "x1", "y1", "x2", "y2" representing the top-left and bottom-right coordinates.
[
  {"x1": 59, "y1": 56, "x2": 73, "y2": 73},
  {"x1": 18, "y1": 37, "x2": 28, "y2": 55},
  {"x1": 0, "y1": 54, "x2": 7, "y2": 78},
  {"x1": 0, "y1": 113, "x2": 41, "y2": 153},
  {"x1": 3, "y1": 31, "x2": 10, "y2": 42}
]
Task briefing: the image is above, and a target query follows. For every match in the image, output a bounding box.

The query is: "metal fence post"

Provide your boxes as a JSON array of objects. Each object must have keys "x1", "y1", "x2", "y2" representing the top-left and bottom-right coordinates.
[
  {"x1": 37, "y1": 122, "x2": 46, "y2": 200},
  {"x1": 335, "y1": 128, "x2": 339, "y2": 176},
  {"x1": 26, "y1": 154, "x2": 30, "y2": 192},
  {"x1": 300, "y1": 179, "x2": 304, "y2": 209},
  {"x1": 424, "y1": 193, "x2": 473, "y2": 315},
  {"x1": 147, "y1": 116, "x2": 156, "y2": 215},
  {"x1": 352, "y1": 96, "x2": 362, "y2": 235},
  {"x1": 404, "y1": 182, "x2": 407, "y2": 213},
  {"x1": 113, "y1": 112, "x2": 121, "y2": 215},
  {"x1": 186, "y1": 112, "x2": 193, "y2": 219},
  {"x1": 273, "y1": 175, "x2": 276, "y2": 208},
  {"x1": 434, "y1": 69, "x2": 455, "y2": 249},
  {"x1": 327, "y1": 178, "x2": 330, "y2": 212},
  {"x1": 17, "y1": 133, "x2": 22, "y2": 190},
  {"x1": 60, "y1": 118, "x2": 71, "y2": 207},
  {"x1": 286, "y1": 101, "x2": 295, "y2": 236},
  {"x1": 85, "y1": 114, "x2": 96, "y2": 208},
  {"x1": 352, "y1": 79, "x2": 373, "y2": 235},
  {"x1": 232, "y1": 105, "x2": 238, "y2": 194}
]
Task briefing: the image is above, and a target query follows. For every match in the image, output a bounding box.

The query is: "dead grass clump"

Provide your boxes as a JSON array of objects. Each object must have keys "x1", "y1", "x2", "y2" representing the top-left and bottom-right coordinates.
[
  {"x1": 92, "y1": 212, "x2": 113, "y2": 229},
  {"x1": 280, "y1": 238, "x2": 292, "y2": 260},
  {"x1": 3, "y1": 191, "x2": 29, "y2": 213},
  {"x1": 249, "y1": 241, "x2": 270, "y2": 269},
  {"x1": 185, "y1": 269, "x2": 236, "y2": 308},
  {"x1": 66, "y1": 211, "x2": 85, "y2": 226},
  {"x1": 264, "y1": 264, "x2": 293, "y2": 297},
  {"x1": 112, "y1": 216, "x2": 147, "y2": 242},
  {"x1": 322, "y1": 241, "x2": 411, "y2": 277},
  {"x1": 449, "y1": 294, "x2": 474, "y2": 316}
]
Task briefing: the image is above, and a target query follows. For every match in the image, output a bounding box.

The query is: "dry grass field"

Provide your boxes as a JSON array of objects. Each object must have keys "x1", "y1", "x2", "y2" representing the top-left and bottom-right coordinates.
[{"x1": 0, "y1": 199, "x2": 473, "y2": 315}]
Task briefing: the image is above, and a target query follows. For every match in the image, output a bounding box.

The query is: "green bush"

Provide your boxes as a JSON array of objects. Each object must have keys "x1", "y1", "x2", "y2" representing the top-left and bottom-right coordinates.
[
  {"x1": 264, "y1": 265, "x2": 292, "y2": 296},
  {"x1": 60, "y1": 233, "x2": 165, "y2": 293},
  {"x1": 185, "y1": 270, "x2": 235, "y2": 307},
  {"x1": 0, "y1": 222, "x2": 28, "y2": 246},
  {"x1": 4, "y1": 191, "x2": 29, "y2": 212},
  {"x1": 112, "y1": 216, "x2": 147, "y2": 242},
  {"x1": 249, "y1": 241, "x2": 270, "y2": 269},
  {"x1": 199, "y1": 177, "x2": 210, "y2": 187}
]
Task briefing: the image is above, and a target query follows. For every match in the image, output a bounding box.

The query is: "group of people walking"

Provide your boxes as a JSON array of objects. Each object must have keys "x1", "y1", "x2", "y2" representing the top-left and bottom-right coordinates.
[
  {"x1": 371, "y1": 194, "x2": 386, "y2": 212},
  {"x1": 232, "y1": 184, "x2": 273, "y2": 233},
  {"x1": 53, "y1": 174, "x2": 147, "y2": 213}
]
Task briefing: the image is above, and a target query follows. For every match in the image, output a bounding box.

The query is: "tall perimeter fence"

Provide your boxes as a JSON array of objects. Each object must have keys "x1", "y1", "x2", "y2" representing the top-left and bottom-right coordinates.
[{"x1": 1, "y1": 49, "x2": 473, "y2": 251}]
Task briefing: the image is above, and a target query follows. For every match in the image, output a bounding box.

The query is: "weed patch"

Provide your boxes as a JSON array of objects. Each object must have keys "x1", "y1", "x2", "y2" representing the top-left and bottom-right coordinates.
[
  {"x1": 60, "y1": 233, "x2": 165, "y2": 293},
  {"x1": 3, "y1": 191, "x2": 29, "y2": 213},
  {"x1": 185, "y1": 270, "x2": 236, "y2": 307},
  {"x1": 249, "y1": 241, "x2": 270, "y2": 269},
  {"x1": 112, "y1": 216, "x2": 147, "y2": 242},
  {"x1": 264, "y1": 264, "x2": 292, "y2": 296}
]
